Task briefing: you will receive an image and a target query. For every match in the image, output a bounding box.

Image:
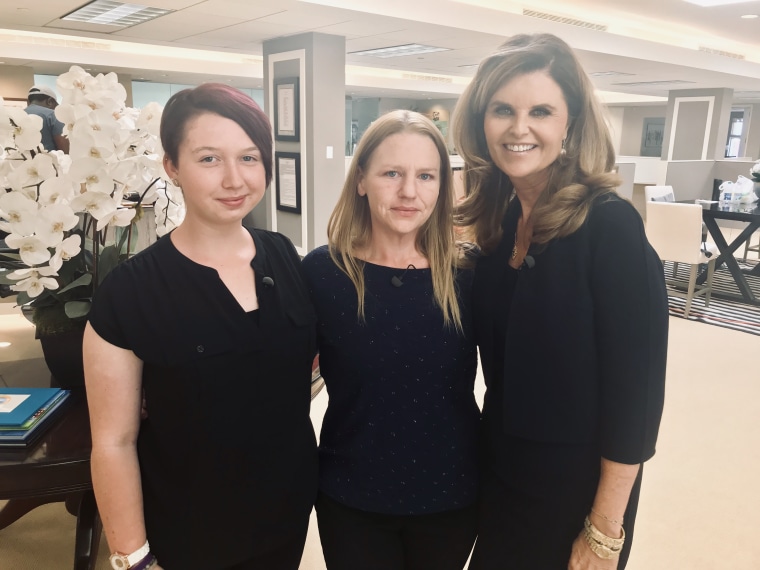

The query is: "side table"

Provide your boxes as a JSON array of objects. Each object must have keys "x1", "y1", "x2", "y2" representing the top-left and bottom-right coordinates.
[{"x1": 0, "y1": 392, "x2": 101, "y2": 570}]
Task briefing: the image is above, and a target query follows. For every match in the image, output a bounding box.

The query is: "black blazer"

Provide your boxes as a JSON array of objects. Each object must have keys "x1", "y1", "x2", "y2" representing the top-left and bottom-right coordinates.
[{"x1": 473, "y1": 195, "x2": 668, "y2": 464}]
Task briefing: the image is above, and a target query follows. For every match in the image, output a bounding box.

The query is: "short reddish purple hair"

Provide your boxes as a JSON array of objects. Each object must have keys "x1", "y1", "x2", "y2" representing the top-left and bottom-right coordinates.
[{"x1": 160, "y1": 83, "x2": 272, "y2": 186}]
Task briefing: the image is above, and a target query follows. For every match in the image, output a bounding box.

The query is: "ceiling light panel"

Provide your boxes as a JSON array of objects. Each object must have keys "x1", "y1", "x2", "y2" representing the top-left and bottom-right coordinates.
[
  {"x1": 349, "y1": 44, "x2": 450, "y2": 58},
  {"x1": 63, "y1": 1, "x2": 172, "y2": 27}
]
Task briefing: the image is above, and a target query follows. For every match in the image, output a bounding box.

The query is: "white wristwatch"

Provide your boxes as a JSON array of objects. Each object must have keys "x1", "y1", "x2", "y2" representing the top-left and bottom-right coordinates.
[{"x1": 109, "y1": 540, "x2": 150, "y2": 569}]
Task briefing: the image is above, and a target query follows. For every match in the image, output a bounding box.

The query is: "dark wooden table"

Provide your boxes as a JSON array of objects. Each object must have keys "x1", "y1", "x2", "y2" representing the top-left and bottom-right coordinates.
[
  {"x1": 0, "y1": 390, "x2": 101, "y2": 570},
  {"x1": 693, "y1": 201, "x2": 760, "y2": 305}
]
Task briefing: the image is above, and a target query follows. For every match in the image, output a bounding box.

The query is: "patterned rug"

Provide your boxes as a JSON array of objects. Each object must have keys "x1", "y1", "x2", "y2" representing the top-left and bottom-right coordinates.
[{"x1": 664, "y1": 260, "x2": 760, "y2": 336}]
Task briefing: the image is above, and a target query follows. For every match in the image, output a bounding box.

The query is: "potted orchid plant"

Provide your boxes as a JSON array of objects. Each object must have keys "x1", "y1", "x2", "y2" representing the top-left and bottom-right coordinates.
[{"x1": 0, "y1": 66, "x2": 184, "y2": 380}]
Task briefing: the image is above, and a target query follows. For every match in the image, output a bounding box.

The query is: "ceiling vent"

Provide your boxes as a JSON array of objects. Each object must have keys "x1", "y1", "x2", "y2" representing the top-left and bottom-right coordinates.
[
  {"x1": 698, "y1": 46, "x2": 746, "y2": 60},
  {"x1": 62, "y1": 1, "x2": 172, "y2": 27},
  {"x1": 522, "y1": 9, "x2": 608, "y2": 31}
]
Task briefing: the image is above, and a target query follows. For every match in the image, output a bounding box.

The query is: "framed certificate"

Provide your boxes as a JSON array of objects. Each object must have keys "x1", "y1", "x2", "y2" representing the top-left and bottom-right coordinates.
[
  {"x1": 275, "y1": 151, "x2": 301, "y2": 214},
  {"x1": 274, "y1": 77, "x2": 300, "y2": 142}
]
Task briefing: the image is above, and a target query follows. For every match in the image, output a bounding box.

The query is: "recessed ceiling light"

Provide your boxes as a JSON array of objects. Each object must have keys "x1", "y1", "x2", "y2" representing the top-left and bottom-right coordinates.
[
  {"x1": 349, "y1": 44, "x2": 450, "y2": 58},
  {"x1": 0, "y1": 342, "x2": 11, "y2": 348},
  {"x1": 683, "y1": 0, "x2": 756, "y2": 6},
  {"x1": 741, "y1": 13, "x2": 759, "y2": 18},
  {"x1": 62, "y1": 1, "x2": 172, "y2": 27}
]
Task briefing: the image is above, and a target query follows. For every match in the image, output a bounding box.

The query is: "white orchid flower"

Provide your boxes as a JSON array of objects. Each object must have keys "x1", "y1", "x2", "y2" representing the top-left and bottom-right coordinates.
[
  {"x1": 68, "y1": 156, "x2": 115, "y2": 194},
  {"x1": 36, "y1": 203, "x2": 80, "y2": 247},
  {"x1": 0, "y1": 153, "x2": 21, "y2": 189},
  {"x1": 113, "y1": 155, "x2": 161, "y2": 199},
  {"x1": 69, "y1": 127, "x2": 117, "y2": 162},
  {"x1": 0, "y1": 106, "x2": 16, "y2": 148},
  {"x1": 56, "y1": 102, "x2": 95, "y2": 136},
  {"x1": 5, "y1": 233, "x2": 52, "y2": 266},
  {"x1": 39, "y1": 175, "x2": 79, "y2": 205},
  {"x1": 136, "y1": 102, "x2": 163, "y2": 135},
  {"x1": 7, "y1": 266, "x2": 60, "y2": 298},
  {"x1": 49, "y1": 235, "x2": 82, "y2": 272},
  {"x1": 0, "y1": 192, "x2": 39, "y2": 235},
  {"x1": 7, "y1": 152, "x2": 57, "y2": 191},
  {"x1": 103, "y1": 206, "x2": 136, "y2": 229},
  {"x1": 155, "y1": 185, "x2": 185, "y2": 236},
  {"x1": 69, "y1": 191, "x2": 134, "y2": 230},
  {"x1": 70, "y1": 190, "x2": 118, "y2": 224},
  {"x1": 9, "y1": 111, "x2": 43, "y2": 152},
  {"x1": 57, "y1": 66, "x2": 98, "y2": 104}
]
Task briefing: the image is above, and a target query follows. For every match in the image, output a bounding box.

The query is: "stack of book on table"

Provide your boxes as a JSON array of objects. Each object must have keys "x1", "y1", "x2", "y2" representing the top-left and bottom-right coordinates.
[{"x1": 0, "y1": 388, "x2": 72, "y2": 448}]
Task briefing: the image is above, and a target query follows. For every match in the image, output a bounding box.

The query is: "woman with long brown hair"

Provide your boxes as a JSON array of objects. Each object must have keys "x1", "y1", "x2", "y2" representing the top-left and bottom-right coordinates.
[{"x1": 453, "y1": 34, "x2": 668, "y2": 570}]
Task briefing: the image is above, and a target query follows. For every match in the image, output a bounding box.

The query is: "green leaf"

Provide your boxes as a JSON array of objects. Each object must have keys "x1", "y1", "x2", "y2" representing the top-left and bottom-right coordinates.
[
  {"x1": 97, "y1": 245, "x2": 120, "y2": 284},
  {"x1": 58, "y1": 273, "x2": 93, "y2": 294},
  {"x1": 15, "y1": 290, "x2": 31, "y2": 306},
  {"x1": 113, "y1": 223, "x2": 142, "y2": 255},
  {"x1": 0, "y1": 273, "x2": 16, "y2": 285},
  {"x1": 64, "y1": 300, "x2": 91, "y2": 319}
]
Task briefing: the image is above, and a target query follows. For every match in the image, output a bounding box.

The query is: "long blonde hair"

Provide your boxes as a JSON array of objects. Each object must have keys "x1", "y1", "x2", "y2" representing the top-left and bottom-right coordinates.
[
  {"x1": 328, "y1": 110, "x2": 462, "y2": 330},
  {"x1": 453, "y1": 33, "x2": 620, "y2": 253}
]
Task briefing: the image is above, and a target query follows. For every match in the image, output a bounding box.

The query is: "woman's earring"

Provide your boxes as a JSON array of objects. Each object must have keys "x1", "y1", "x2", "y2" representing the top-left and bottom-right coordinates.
[
  {"x1": 171, "y1": 178, "x2": 180, "y2": 187},
  {"x1": 560, "y1": 139, "x2": 567, "y2": 157}
]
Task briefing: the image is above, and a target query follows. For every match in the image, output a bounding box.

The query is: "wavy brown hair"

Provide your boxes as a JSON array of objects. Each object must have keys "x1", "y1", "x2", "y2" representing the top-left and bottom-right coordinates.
[
  {"x1": 452, "y1": 33, "x2": 620, "y2": 253},
  {"x1": 328, "y1": 110, "x2": 463, "y2": 330}
]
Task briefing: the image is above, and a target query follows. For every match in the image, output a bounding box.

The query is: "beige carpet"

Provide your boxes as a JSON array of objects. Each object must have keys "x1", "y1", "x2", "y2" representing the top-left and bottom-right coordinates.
[{"x1": 0, "y1": 500, "x2": 110, "y2": 569}]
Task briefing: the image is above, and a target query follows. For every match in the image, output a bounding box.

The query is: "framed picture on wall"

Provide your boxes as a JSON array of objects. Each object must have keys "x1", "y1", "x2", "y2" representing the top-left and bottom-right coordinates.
[
  {"x1": 274, "y1": 77, "x2": 300, "y2": 142},
  {"x1": 640, "y1": 117, "x2": 665, "y2": 157},
  {"x1": 275, "y1": 151, "x2": 301, "y2": 214}
]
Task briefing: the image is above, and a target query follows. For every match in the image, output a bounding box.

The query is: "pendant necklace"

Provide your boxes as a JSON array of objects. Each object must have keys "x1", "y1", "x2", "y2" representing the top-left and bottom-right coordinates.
[
  {"x1": 512, "y1": 215, "x2": 524, "y2": 261},
  {"x1": 511, "y1": 232, "x2": 519, "y2": 260}
]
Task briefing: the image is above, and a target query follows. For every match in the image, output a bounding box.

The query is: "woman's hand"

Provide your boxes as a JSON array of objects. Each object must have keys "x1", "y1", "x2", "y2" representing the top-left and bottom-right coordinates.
[{"x1": 568, "y1": 532, "x2": 619, "y2": 570}]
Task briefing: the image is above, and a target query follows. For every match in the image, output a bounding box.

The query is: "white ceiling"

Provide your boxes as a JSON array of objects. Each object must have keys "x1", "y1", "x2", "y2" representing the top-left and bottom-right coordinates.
[{"x1": 1, "y1": 0, "x2": 760, "y2": 104}]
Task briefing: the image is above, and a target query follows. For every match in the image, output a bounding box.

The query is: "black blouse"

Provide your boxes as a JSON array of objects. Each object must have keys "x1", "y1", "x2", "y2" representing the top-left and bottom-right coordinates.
[
  {"x1": 302, "y1": 246, "x2": 480, "y2": 515},
  {"x1": 88, "y1": 228, "x2": 318, "y2": 569}
]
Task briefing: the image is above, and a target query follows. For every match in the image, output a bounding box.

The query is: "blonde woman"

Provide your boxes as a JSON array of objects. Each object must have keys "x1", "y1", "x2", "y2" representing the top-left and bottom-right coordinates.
[
  {"x1": 302, "y1": 110, "x2": 479, "y2": 570},
  {"x1": 453, "y1": 34, "x2": 668, "y2": 570}
]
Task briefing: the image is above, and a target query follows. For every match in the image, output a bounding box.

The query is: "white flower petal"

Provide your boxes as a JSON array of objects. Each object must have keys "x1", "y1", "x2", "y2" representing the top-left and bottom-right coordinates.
[{"x1": 4, "y1": 234, "x2": 52, "y2": 266}]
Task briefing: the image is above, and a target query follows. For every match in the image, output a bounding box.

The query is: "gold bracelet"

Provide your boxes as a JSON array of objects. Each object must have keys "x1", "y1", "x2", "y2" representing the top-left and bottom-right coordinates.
[
  {"x1": 591, "y1": 507, "x2": 624, "y2": 526},
  {"x1": 584, "y1": 531, "x2": 622, "y2": 559},
  {"x1": 583, "y1": 516, "x2": 625, "y2": 559},
  {"x1": 584, "y1": 516, "x2": 625, "y2": 543}
]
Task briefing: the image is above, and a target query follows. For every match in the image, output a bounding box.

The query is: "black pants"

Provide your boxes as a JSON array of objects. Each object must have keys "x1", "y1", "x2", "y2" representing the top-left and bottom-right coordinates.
[
  {"x1": 468, "y1": 466, "x2": 642, "y2": 570},
  {"x1": 316, "y1": 492, "x2": 478, "y2": 570},
  {"x1": 224, "y1": 516, "x2": 310, "y2": 570}
]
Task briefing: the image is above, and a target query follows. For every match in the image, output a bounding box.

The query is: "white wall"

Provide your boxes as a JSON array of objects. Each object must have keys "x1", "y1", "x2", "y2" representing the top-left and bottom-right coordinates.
[
  {"x1": 614, "y1": 105, "x2": 669, "y2": 157},
  {"x1": 606, "y1": 106, "x2": 625, "y2": 156}
]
